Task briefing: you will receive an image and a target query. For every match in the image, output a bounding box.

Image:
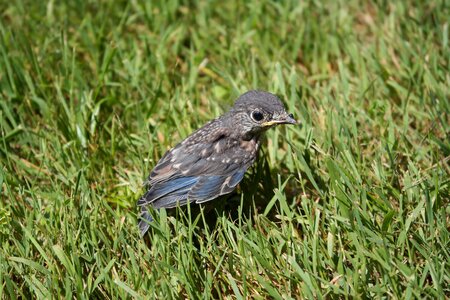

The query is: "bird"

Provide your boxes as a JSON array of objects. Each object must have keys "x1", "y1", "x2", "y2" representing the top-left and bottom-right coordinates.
[{"x1": 137, "y1": 90, "x2": 297, "y2": 235}]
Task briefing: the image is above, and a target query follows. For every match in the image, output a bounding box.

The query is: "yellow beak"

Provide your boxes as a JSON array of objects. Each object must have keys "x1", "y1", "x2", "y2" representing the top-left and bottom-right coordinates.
[{"x1": 262, "y1": 114, "x2": 297, "y2": 127}]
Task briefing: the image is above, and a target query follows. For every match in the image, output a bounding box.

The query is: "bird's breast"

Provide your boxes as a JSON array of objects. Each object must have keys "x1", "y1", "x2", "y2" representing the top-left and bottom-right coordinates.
[{"x1": 240, "y1": 138, "x2": 260, "y2": 156}]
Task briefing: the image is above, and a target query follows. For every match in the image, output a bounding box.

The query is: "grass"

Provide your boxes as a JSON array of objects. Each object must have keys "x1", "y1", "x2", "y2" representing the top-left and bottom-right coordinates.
[{"x1": 0, "y1": 0, "x2": 449, "y2": 298}]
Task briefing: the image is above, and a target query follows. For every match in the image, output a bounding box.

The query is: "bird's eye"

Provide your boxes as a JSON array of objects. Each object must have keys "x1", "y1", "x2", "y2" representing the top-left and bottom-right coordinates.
[
  {"x1": 288, "y1": 113, "x2": 294, "y2": 119},
  {"x1": 251, "y1": 111, "x2": 264, "y2": 122}
]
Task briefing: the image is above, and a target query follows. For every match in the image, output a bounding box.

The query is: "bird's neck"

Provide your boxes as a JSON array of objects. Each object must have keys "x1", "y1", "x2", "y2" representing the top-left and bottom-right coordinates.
[{"x1": 239, "y1": 131, "x2": 261, "y2": 142}]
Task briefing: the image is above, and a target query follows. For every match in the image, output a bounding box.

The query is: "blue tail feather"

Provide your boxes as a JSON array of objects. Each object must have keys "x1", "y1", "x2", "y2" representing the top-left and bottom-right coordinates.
[{"x1": 138, "y1": 208, "x2": 153, "y2": 236}]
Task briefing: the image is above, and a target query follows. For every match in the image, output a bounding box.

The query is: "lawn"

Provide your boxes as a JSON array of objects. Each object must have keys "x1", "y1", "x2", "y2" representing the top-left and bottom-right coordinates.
[{"x1": 0, "y1": 0, "x2": 449, "y2": 298}]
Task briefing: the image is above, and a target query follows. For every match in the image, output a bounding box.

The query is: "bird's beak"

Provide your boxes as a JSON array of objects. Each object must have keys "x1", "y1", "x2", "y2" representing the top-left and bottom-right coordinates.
[{"x1": 262, "y1": 113, "x2": 297, "y2": 127}]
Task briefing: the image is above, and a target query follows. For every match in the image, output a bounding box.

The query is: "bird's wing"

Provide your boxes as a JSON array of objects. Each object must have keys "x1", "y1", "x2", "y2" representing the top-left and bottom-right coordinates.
[
  {"x1": 188, "y1": 169, "x2": 246, "y2": 203},
  {"x1": 138, "y1": 124, "x2": 256, "y2": 208}
]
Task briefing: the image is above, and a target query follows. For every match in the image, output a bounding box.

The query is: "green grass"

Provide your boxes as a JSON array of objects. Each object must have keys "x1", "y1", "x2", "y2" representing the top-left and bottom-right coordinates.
[{"x1": 1, "y1": 0, "x2": 449, "y2": 298}]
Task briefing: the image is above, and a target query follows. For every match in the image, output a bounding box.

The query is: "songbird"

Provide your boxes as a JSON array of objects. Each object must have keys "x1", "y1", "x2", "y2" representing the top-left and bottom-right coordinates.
[{"x1": 138, "y1": 90, "x2": 296, "y2": 235}]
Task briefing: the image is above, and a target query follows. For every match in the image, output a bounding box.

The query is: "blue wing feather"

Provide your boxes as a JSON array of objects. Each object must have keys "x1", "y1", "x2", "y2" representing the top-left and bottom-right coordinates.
[
  {"x1": 151, "y1": 191, "x2": 189, "y2": 209},
  {"x1": 188, "y1": 176, "x2": 225, "y2": 201},
  {"x1": 189, "y1": 169, "x2": 246, "y2": 203},
  {"x1": 228, "y1": 169, "x2": 246, "y2": 187},
  {"x1": 138, "y1": 176, "x2": 198, "y2": 206}
]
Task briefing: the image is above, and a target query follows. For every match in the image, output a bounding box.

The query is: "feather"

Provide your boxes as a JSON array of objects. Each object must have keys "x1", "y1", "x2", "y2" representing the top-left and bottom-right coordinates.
[
  {"x1": 190, "y1": 169, "x2": 246, "y2": 203},
  {"x1": 188, "y1": 176, "x2": 226, "y2": 201},
  {"x1": 138, "y1": 207, "x2": 153, "y2": 237},
  {"x1": 138, "y1": 176, "x2": 198, "y2": 206}
]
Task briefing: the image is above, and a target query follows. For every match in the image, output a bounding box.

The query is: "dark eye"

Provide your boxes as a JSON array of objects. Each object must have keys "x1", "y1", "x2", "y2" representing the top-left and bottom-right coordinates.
[{"x1": 251, "y1": 111, "x2": 264, "y2": 122}]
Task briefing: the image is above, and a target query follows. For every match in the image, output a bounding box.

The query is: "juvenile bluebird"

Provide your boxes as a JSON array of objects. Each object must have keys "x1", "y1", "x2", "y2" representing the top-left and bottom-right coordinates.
[{"x1": 138, "y1": 90, "x2": 296, "y2": 235}]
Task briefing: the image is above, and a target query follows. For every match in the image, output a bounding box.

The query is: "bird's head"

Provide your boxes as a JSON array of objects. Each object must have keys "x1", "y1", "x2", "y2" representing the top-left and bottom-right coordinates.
[{"x1": 228, "y1": 90, "x2": 297, "y2": 138}]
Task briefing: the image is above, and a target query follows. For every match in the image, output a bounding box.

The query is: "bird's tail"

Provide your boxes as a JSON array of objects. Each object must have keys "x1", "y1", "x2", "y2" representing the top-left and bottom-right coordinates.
[{"x1": 138, "y1": 207, "x2": 153, "y2": 237}]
